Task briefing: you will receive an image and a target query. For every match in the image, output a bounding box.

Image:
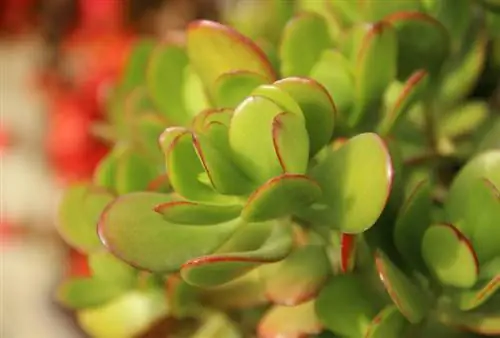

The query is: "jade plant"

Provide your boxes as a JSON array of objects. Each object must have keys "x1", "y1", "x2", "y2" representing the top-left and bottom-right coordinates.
[{"x1": 57, "y1": 1, "x2": 500, "y2": 337}]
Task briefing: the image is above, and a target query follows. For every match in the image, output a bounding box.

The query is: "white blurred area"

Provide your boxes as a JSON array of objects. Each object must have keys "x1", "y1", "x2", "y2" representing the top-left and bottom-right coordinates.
[{"x1": 1, "y1": 36, "x2": 81, "y2": 338}]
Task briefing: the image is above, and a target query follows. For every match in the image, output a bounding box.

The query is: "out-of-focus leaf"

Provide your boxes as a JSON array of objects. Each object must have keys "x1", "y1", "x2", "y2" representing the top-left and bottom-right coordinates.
[
  {"x1": 57, "y1": 277, "x2": 128, "y2": 309},
  {"x1": 384, "y1": 12, "x2": 449, "y2": 80},
  {"x1": 192, "y1": 312, "x2": 242, "y2": 338},
  {"x1": 183, "y1": 65, "x2": 211, "y2": 117},
  {"x1": 120, "y1": 39, "x2": 155, "y2": 91},
  {"x1": 279, "y1": 12, "x2": 331, "y2": 77},
  {"x1": 77, "y1": 290, "x2": 168, "y2": 338},
  {"x1": 88, "y1": 251, "x2": 137, "y2": 286},
  {"x1": 440, "y1": 102, "x2": 489, "y2": 139},
  {"x1": 364, "y1": 305, "x2": 408, "y2": 338},
  {"x1": 363, "y1": 0, "x2": 422, "y2": 21},
  {"x1": 214, "y1": 71, "x2": 268, "y2": 108},
  {"x1": 258, "y1": 300, "x2": 322, "y2": 338},
  {"x1": 316, "y1": 274, "x2": 378, "y2": 337},
  {"x1": 115, "y1": 148, "x2": 159, "y2": 195}
]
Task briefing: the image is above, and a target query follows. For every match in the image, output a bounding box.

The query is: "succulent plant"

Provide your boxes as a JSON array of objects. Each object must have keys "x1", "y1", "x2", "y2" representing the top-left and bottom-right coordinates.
[{"x1": 56, "y1": 1, "x2": 500, "y2": 337}]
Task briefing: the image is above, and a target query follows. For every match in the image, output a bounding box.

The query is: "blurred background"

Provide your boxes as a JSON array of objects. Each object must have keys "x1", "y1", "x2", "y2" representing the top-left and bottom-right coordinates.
[{"x1": 0, "y1": 1, "x2": 222, "y2": 337}]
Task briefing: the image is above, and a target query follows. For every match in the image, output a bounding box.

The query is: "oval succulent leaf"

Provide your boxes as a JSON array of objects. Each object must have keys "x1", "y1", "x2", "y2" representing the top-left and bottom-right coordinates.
[
  {"x1": 57, "y1": 277, "x2": 128, "y2": 310},
  {"x1": 251, "y1": 84, "x2": 305, "y2": 119},
  {"x1": 274, "y1": 77, "x2": 336, "y2": 156},
  {"x1": 229, "y1": 96, "x2": 309, "y2": 184},
  {"x1": 279, "y1": 12, "x2": 332, "y2": 77},
  {"x1": 439, "y1": 101, "x2": 489, "y2": 139},
  {"x1": 88, "y1": 251, "x2": 137, "y2": 286},
  {"x1": 115, "y1": 148, "x2": 159, "y2": 195},
  {"x1": 258, "y1": 300, "x2": 323, "y2": 338},
  {"x1": 384, "y1": 12, "x2": 450, "y2": 80},
  {"x1": 443, "y1": 310, "x2": 500, "y2": 336},
  {"x1": 375, "y1": 250, "x2": 431, "y2": 324},
  {"x1": 242, "y1": 174, "x2": 321, "y2": 222},
  {"x1": 192, "y1": 108, "x2": 233, "y2": 132},
  {"x1": 187, "y1": 20, "x2": 276, "y2": 94},
  {"x1": 154, "y1": 199, "x2": 242, "y2": 225},
  {"x1": 181, "y1": 220, "x2": 293, "y2": 287},
  {"x1": 309, "y1": 50, "x2": 355, "y2": 118},
  {"x1": 421, "y1": 223, "x2": 480, "y2": 288},
  {"x1": 77, "y1": 290, "x2": 167, "y2": 338},
  {"x1": 378, "y1": 70, "x2": 428, "y2": 135},
  {"x1": 305, "y1": 133, "x2": 393, "y2": 233},
  {"x1": 452, "y1": 265, "x2": 500, "y2": 311},
  {"x1": 146, "y1": 44, "x2": 190, "y2": 125},
  {"x1": 353, "y1": 21, "x2": 397, "y2": 127},
  {"x1": 261, "y1": 244, "x2": 330, "y2": 306},
  {"x1": 98, "y1": 192, "x2": 242, "y2": 272},
  {"x1": 364, "y1": 305, "x2": 408, "y2": 338},
  {"x1": 393, "y1": 179, "x2": 432, "y2": 273},
  {"x1": 316, "y1": 274, "x2": 378, "y2": 337},
  {"x1": 214, "y1": 71, "x2": 269, "y2": 108},
  {"x1": 363, "y1": 0, "x2": 422, "y2": 21},
  {"x1": 58, "y1": 184, "x2": 114, "y2": 253}
]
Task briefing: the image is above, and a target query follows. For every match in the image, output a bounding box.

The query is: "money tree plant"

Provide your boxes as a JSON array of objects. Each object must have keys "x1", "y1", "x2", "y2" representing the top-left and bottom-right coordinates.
[{"x1": 56, "y1": 1, "x2": 500, "y2": 337}]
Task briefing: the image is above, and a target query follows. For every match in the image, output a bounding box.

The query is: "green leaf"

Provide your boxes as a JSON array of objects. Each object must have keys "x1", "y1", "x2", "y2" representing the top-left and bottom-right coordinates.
[
  {"x1": 353, "y1": 22, "x2": 397, "y2": 127},
  {"x1": 378, "y1": 70, "x2": 428, "y2": 135},
  {"x1": 242, "y1": 174, "x2": 321, "y2": 222},
  {"x1": 58, "y1": 184, "x2": 113, "y2": 253},
  {"x1": 147, "y1": 44, "x2": 190, "y2": 125},
  {"x1": 93, "y1": 151, "x2": 119, "y2": 191},
  {"x1": 279, "y1": 12, "x2": 331, "y2": 77},
  {"x1": 310, "y1": 50, "x2": 355, "y2": 119},
  {"x1": 375, "y1": 250, "x2": 431, "y2": 323},
  {"x1": 181, "y1": 220, "x2": 293, "y2": 287},
  {"x1": 443, "y1": 310, "x2": 500, "y2": 336},
  {"x1": 192, "y1": 312, "x2": 242, "y2": 338},
  {"x1": 120, "y1": 39, "x2": 155, "y2": 91},
  {"x1": 316, "y1": 274, "x2": 378, "y2": 337},
  {"x1": 98, "y1": 192, "x2": 242, "y2": 272},
  {"x1": 77, "y1": 290, "x2": 168, "y2": 338},
  {"x1": 452, "y1": 257, "x2": 500, "y2": 311},
  {"x1": 363, "y1": 0, "x2": 422, "y2": 21},
  {"x1": 57, "y1": 277, "x2": 128, "y2": 309},
  {"x1": 258, "y1": 300, "x2": 322, "y2": 338},
  {"x1": 134, "y1": 112, "x2": 168, "y2": 159},
  {"x1": 251, "y1": 84, "x2": 305, "y2": 118},
  {"x1": 384, "y1": 12, "x2": 449, "y2": 80},
  {"x1": 154, "y1": 199, "x2": 241, "y2": 225},
  {"x1": 229, "y1": 97, "x2": 309, "y2": 184},
  {"x1": 187, "y1": 20, "x2": 276, "y2": 95},
  {"x1": 116, "y1": 148, "x2": 159, "y2": 195},
  {"x1": 261, "y1": 245, "x2": 330, "y2": 306},
  {"x1": 393, "y1": 180, "x2": 432, "y2": 273},
  {"x1": 422, "y1": 223, "x2": 479, "y2": 288},
  {"x1": 183, "y1": 64, "x2": 211, "y2": 117},
  {"x1": 274, "y1": 77, "x2": 336, "y2": 156},
  {"x1": 364, "y1": 305, "x2": 408, "y2": 338},
  {"x1": 477, "y1": 118, "x2": 500, "y2": 153},
  {"x1": 302, "y1": 133, "x2": 393, "y2": 233},
  {"x1": 88, "y1": 251, "x2": 137, "y2": 286},
  {"x1": 425, "y1": 0, "x2": 470, "y2": 44},
  {"x1": 440, "y1": 101, "x2": 489, "y2": 139},
  {"x1": 214, "y1": 71, "x2": 268, "y2": 108}
]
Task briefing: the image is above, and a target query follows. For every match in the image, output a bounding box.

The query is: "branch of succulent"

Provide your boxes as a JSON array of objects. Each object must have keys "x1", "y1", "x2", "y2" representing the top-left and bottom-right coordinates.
[{"x1": 56, "y1": 1, "x2": 500, "y2": 337}]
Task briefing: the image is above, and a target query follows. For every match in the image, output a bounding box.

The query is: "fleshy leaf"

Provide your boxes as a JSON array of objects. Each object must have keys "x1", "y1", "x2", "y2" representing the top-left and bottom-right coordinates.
[
  {"x1": 187, "y1": 20, "x2": 276, "y2": 94},
  {"x1": 115, "y1": 148, "x2": 159, "y2": 195},
  {"x1": 421, "y1": 223, "x2": 479, "y2": 288},
  {"x1": 58, "y1": 184, "x2": 114, "y2": 253},
  {"x1": 154, "y1": 199, "x2": 241, "y2": 225},
  {"x1": 229, "y1": 97, "x2": 309, "y2": 184},
  {"x1": 191, "y1": 312, "x2": 242, "y2": 338},
  {"x1": 443, "y1": 310, "x2": 500, "y2": 336},
  {"x1": 310, "y1": 50, "x2": 355, "y2": 118},
  {"x1": 274, "y1": 77, "x2": 336, "y2": 156},
  {"x1": 440, "y1": 101, "x2": 489, "y2": 139},
  {"x1": 181, "y1": 220, "x2": 293, "y2": 287},
  {"x1": 57, "y1": 277, "x2": 128, "y2": 309},
  {"x1": 242, "y1": 174, "x2": 321, "y2": 222},
  {"x1": 98, "y1": 192, "x2": 242, "y2": 272},
  {"x1": 393, "y1": 180, "x2": 432, "y2": 273},
  {"x1": 88, "y1": 251, "x2": 137, "y2": 286},
  {"x1": 261, "y1": 245, "x2": 330, "y2": 306},
  {"x1": 251, "y1": 84, "x2": 305, "y2": 118},
  {"x1": 353, "y1": 22, "x2": 397, "y2": 127},
  {"x1": 214, "y1": 71, "x2": 268, "y2": 108},
  {"x1": 452, "y1": 257, "x2": 500, "y2": 311},
  {"x1": 258, "y1": 300, "x2": 322, "y2": 338},
  {"x1": 120, "y1": 39, "x2": 155, "y2": 91},
  {"x1": 303, "y1": 133, "x2": 393, "y2": 233},
  {"x1": 316, "y1": 274, "x2": 378, "y2": 337},
  {"x1": 378, "y1": 70, "x2": 428, "y2": 135},
  {"x1": 77, "y1": 290, "x2": 167, "y2": 338},
  {"x1": 183, "y1": 64, "x2": 211, "y2": 117},
  {"x1": 146, "y1": 44, "x2": 189, "y2": 125},
  {"x1": 279, "y1": 12, "x2": 331, "y2": 77},
  {"x1": 375, "y1": 250, "x2": 430, "y2": 324},
  {"x1": 93, "y1": 151, "x2": 119, "y2": 191},
  {"x1": 364, "y1": 305, "x2": 408, "y2": 338},
  {"x1": 363, "y1": 0, "x2": 422, "y2": 21},
  {"x1": 384, "y1": 12, "x2": 449, "y2": 80}
]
